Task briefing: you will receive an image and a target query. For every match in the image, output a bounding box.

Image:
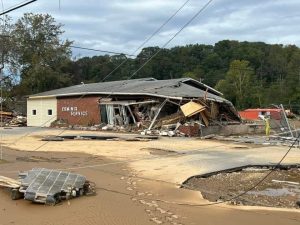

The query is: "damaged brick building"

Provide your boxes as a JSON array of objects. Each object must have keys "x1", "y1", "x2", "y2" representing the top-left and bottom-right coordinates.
[{"x1": 26, "y1": 78, "x2": 241, "y2": 135}]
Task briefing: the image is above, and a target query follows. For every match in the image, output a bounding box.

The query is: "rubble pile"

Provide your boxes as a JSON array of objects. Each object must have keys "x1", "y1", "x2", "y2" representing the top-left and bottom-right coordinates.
[
  {"x1": 51, "y1": 97, "x2": 241, "y2": 137},
  {"x1": 9, "y1": 116, "x2": 27, "y2": 126},
  {"x1": 137, "y1": 99, "x2": 241, "y2": 137},
  {"x1": 0, "y1": 111, "x2": 27, "y2": 127}
]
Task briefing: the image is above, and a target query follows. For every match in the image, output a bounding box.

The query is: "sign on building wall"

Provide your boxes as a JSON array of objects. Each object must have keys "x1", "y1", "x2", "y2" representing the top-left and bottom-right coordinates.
[
  {"x1": 61, "y1": 106, "x2": 88, "y2": 116},
  {"x1": 57, "y1": 96, "x2": 101, "y2": 125}
]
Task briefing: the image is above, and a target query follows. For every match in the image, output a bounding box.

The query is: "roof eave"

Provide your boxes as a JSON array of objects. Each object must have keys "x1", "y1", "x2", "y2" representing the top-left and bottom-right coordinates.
[{"x1": 28, "y1": 92, "x2": 184, "y2": 100}]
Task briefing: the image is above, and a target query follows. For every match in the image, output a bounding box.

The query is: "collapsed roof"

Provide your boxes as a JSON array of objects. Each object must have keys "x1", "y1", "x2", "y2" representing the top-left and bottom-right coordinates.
[{"x1": 29, "y1": 78, "x2": 228, "y2": 103}]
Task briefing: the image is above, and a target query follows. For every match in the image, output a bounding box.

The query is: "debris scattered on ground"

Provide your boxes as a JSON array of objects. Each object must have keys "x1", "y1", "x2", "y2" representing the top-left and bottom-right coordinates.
[
  {"x1": 0, "y1": 111, "x2": 27, "y2": 127},
  {"x1": 0, "y1": 111, "x2": 14, "y2": 123},
  {"x1": 0, "y1": 168, "x2": 95, "y2": 205},
  {"x1": 209, "y1": 135, "x2": 300, "y2": 148},
  {"x1": 9, "y1": 116, "x2": 27, "y2": 126},
  {"x1": 183, "y1": 165, "x2": 300, "y2": 208},
  {"x1": 42, "y1": 135, "x2": 159, "y2": 142}
]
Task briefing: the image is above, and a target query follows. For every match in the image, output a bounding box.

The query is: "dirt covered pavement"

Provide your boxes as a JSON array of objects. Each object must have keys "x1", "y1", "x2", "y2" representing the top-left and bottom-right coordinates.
[
  {"x1": 0, "y1": 148, "x2": 157, "y2": 225},
  {"x1": 0, "y1": 128, "x2": 300, "y2": 225}
]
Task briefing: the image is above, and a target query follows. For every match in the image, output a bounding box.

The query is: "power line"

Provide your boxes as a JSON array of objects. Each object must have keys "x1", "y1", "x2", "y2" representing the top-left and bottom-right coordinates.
[
  {"x1": 1, "y1": 133, "x2": 299, "y2": 208},
  {"x1": 1, "y1": 0, "x2": 299, "y2": 209},
  {"x1": 60, "y1": 134, "x2": 300, "y2": 207},
  {"x1": 0, "y1": 0, "x2": 37, "y2": 16},
  {"x1": 4, "y1": 131, "x2": 296, "y2": 174},
  {"x1": 32, "y1": 0, "x2": 214, "y2": 137},
  {"x1": 0, "y1": 34, "x2": 138, "y2": 57},
  {"x1": 70, "y1": 45, "x2": 137, "y2": 57},
  {"x1": 0, "y1": 0, "x2": 214, "y2": 145},
  {"x1": 0, "y1": 0, "x2": 202, "y2": 143},
  {"x1": 125, "y1": 0, "x2": 214, "y2": 81},
  {"x1": 101, "y1": 0, "x2": 192, "y2": 82}
]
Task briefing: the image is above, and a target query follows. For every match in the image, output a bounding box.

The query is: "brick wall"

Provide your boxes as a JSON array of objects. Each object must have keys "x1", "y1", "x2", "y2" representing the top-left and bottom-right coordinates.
[
  {"x1": 57, "y1": 96, "x2": 100, "y2": 125},
  {"x1": 178, "y1": 124, "x2": 200, "y2": 137}
]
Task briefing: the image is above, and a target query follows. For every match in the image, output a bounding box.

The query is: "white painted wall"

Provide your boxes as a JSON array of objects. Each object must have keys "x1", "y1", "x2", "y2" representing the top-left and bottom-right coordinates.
[{"x1": 27, "y1": 97, "x2": 57, "y2": 127}]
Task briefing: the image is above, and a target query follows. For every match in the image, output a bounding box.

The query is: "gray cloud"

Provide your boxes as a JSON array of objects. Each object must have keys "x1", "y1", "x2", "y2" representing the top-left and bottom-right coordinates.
[{"x1": 3, "y1": 0, "x2": 300, "y2": 57}]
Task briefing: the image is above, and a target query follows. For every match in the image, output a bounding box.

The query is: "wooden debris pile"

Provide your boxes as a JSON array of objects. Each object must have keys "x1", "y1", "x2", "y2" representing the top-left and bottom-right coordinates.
[
  {"x1": 139, "y1": 98, "x2": 241, "y2": 137},
  {"x1": 50, "y1": 96, "x2": 241, "y2": 137},
  {"x1": 0, "y1": 111, "x2": 27, "y2": 127}
]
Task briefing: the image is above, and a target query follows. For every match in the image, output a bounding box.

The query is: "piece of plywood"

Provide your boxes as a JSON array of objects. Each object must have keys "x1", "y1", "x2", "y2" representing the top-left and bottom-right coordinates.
[
  {"x1": 180, "y1": 102, "x2": 206, "y2": 117},
  {"x1": 200, "y1": 111, "x2": 209, "y2": 127},
  {"x1": 0, "y1": 176, "x2": 21, "y2": 188}
]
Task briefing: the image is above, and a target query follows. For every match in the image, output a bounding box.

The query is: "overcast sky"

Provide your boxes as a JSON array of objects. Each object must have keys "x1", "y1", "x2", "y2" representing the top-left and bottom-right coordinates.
[{"x1": 2, "y1": 0, "x2": 300, "y2": 58}]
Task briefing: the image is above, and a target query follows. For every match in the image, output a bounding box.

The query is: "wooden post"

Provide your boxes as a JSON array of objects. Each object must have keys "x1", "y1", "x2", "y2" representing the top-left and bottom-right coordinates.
[{"x1": 148, "y1": 99, "x2": 168, "y2": 130}]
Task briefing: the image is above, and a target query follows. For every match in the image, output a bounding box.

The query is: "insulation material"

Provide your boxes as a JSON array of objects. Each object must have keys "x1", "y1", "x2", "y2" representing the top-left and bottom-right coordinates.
[{"x1": 180, "y1": 102, "x2": 206, "y2": 117}]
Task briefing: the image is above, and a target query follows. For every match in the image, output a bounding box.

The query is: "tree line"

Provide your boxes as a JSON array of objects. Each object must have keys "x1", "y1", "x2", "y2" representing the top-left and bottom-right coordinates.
[{"x1": 1, "y1": 13, "x2": 300, "y2": 112}]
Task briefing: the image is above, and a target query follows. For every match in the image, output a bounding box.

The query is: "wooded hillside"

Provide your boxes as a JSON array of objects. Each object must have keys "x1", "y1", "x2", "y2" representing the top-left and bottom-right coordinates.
[
  {"x1": 65, "y1": 41, "x2": 300, "y2": 111},
  {"x1": 1, "y1": 14, "x2": 300, "y2": 112}
]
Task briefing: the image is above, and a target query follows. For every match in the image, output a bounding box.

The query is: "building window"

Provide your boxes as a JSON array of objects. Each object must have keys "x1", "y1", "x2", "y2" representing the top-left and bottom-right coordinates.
[
  {"x1": 48, "y1": 109, "x2": 53, "y2": 116},
  {"x1": 32, "y1": 109, "x2": 37, "y2": 115}
]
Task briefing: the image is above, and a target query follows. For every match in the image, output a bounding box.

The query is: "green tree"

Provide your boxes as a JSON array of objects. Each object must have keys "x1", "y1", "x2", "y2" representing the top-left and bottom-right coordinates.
[
  {"x1": 0, "y1": 16, "x2": 15, "y2": 72},
  {"x1": 286, "y1": 50, "x2": 300, "y2": 105},
  {"x1": 11, "y1": 13, "x2": 72, "y2": 95},
  {"x1": 216, "y1": 60, "x2": 255, "y2": 109}
]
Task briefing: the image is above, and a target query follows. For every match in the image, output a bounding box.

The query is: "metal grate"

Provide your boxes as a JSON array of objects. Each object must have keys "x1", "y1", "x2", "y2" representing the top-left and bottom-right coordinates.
[{"x1": 19, "y1": 168, "x2": 86, "y2": 203}]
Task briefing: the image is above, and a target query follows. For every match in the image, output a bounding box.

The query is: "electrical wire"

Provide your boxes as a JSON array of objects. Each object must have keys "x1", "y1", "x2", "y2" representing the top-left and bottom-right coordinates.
[
  {"x1": 63, "y1": 133, "x2": 300, "y2": 207},
  {"x1": 70, "y1": 45, "x2": 137, "y2": 57},
  {"x1": 56, "y1": 0, "x2": 214, "y2": 132},
  {"x1": 4, "y1": 1, "x2": 298, "y2": 209},
  {"x1": 3, "y1": 131, "x2": 298, "y2": 174},
  {"x1": 185, "y1": 133, "x2": 300, "y2": 207},
  {"x1": 101, "y1": 0, "x2": 192, "y2": 82},
  {"x1": 1, "y1": 0, "x2": 27, "y2": 12},
  {"x1": 0, "y1": 0, "x2": 37, "y2": 16},
  {"x1": 125, "y1": 0, "x2": 214, "y2": 81},
  {"x1": 1, "y1": 0, "x2": 215, "y2": 146},
  {"x1": 1, "y1": 134, "x2": 299, "y2": 208},
  {"x1": 0, "y1": 0, "x2": 299, "y2": 210}
]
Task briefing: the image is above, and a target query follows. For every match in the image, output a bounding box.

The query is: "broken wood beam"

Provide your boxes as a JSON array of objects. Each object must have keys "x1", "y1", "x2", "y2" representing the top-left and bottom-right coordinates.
[
  {"x1": 0, "y1": 176, "x2": 21, "y2": 188},
  {"x1": 200, "y1": 111, "x2": 209, "y2": 127},
  {"x1": 148, "y1": 99, "x2": 168, "y2": 130}
]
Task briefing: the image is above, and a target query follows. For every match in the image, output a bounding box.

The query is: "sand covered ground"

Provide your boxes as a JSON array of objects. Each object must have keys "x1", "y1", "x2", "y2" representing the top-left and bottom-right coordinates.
[{"x1": 0, "y1": 127, "x2": 300, "y2": 225}]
